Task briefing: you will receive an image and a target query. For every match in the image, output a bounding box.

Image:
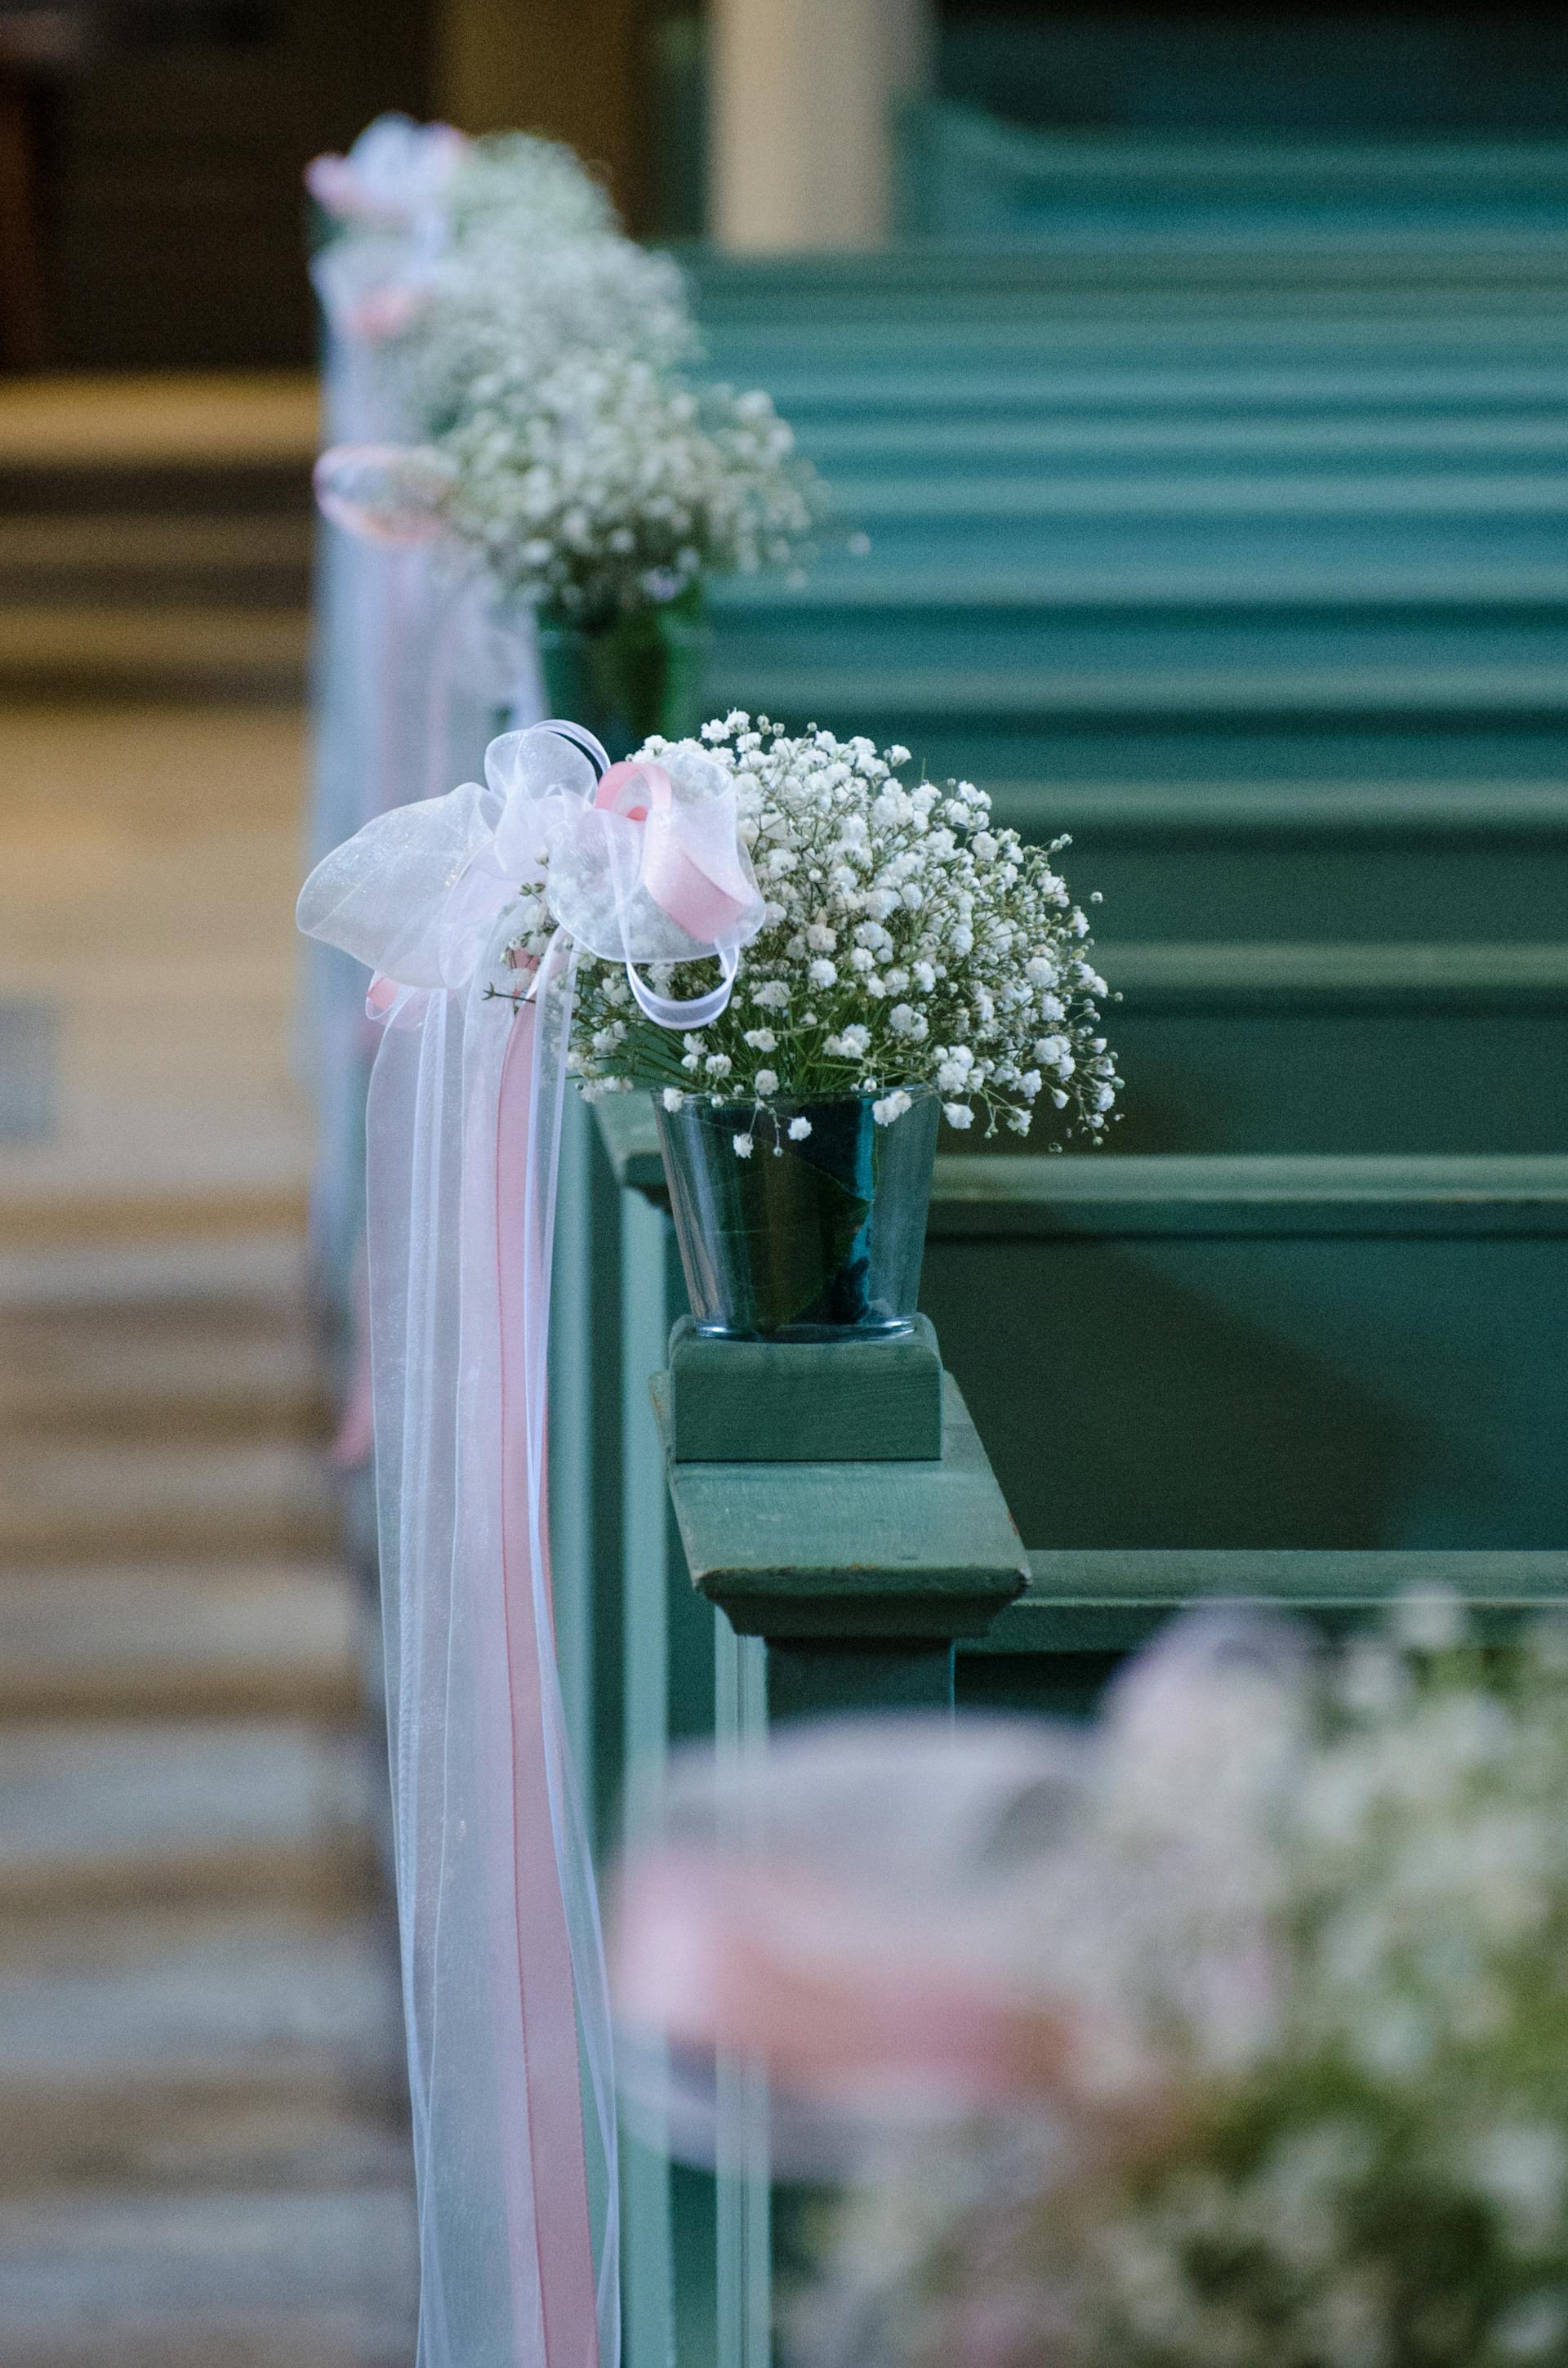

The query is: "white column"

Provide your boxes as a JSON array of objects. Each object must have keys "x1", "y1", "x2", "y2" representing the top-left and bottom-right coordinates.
[{"x1": 710, "y1": 0, "x2": 933, "y2": 251}]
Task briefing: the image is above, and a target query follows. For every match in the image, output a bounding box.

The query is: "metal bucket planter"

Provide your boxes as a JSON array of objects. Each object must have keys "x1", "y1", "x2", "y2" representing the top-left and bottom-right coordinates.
[{"x1": 653, "y1": 1090, "x2": 938, "y2": 1341}]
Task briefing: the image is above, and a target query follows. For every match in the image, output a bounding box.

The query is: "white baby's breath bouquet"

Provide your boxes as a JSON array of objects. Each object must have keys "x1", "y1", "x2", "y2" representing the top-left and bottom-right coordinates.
[
  {"x1": 439, "y1": 357, "x2": 823, "y2": 626},
  {"x1": 310, "y1": 118, "x2": 827, "y2": 625},
  {"x1": 805, "y1": 1596, "x2": 1568, "y2": 2368},
  {"x1": 545, "y1": 713, "x2": 1117, "y2": 1144},
  {"x1": 311, "y1": 121, "x2": 692, "y2": 438},
  {"x1": 414, "y1": 238, "x2": 694, "y2": 440},
  {"x1": 439, "y1": 128, "x2": 615, "y2": 247}
]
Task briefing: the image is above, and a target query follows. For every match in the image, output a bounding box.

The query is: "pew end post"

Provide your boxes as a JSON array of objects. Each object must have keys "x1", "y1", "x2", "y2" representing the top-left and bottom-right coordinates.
[{"x1": 652, "y1": 1318, "x2": 1030, "y2": 1723}]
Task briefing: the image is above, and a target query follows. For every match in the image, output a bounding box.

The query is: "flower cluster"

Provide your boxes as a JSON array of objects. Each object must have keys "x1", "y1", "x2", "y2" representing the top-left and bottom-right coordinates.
[
  {"x1": 809, "y1": 1596, "x2": 1568, "y2": 2368},
  {"x1": 443, "y1": 366, "x2": 822, "y2": 624},
  {"x1": 557, "y1": 715, "x2": 1116, "y2": 1140},
  {"x1": 311, "y1": 119, "x2": 690, "y2": 436},
  {"x1": 311, "y1": 118, "x2": 826, "y2": 612},
  {"x1": 306, "y1": 112, "x2": 470, "y2": 233},
  {"x1": 412, "y1": 233, "x2": 694, "y2": 439},
  {"x1": 440, "y1": 129, "x2": 613, "y2": 247}
]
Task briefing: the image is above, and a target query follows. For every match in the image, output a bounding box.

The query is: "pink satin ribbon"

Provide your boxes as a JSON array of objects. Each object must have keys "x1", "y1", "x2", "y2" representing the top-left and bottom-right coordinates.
[{"x1": 594, "y1": 759, "x2": 754, "y2": 947}]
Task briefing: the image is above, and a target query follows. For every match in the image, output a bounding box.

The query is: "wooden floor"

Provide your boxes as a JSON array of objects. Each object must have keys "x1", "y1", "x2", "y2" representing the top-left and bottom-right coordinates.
[{"x1": 0, "y1": 376, "x2": 416, "y2": 2365}]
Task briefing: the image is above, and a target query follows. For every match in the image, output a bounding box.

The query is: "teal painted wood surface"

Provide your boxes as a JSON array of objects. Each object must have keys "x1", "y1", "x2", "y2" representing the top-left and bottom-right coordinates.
[
  {"x1": 796, "y1": 490, "x2": 1568, "y2": 582},
  {"x1": 615, "y1": 1190, "x2": 729, "y2": 2368},
  {"x1": 687, "y1": 246, "x2": 1568, "y2": 312},
  {"x1": 1101, "y1": 942, "x2": 1568, "y2": 1155},
  {"x1": 586, "y1": 1106, "x2": 1568, "y2": 2356},
  {"x1": 651, "y1": 1369, "x2": 1028, "y2": 1641},
  {"x1": 798, "y1": 414, "x2": 1568, "y2": 483},
  {"x1": 768, "y1": 1639, "x2": 960, "y2": 1720},
  {"x1": 923, "y1": 1149, "x2": 1568, "y2": 1237},
  {"x1": 667, "y1": 1314, "x2": 944, "y2": 1464},
  {"x1": 695, "y1": 274, "x2": 1568, "y2": 332},
  {"x1": 921, "y1": 1154, "x2": 1568, "y2": 1555},
  {"x1": 977, "y1": 1548, "x2": 1568, "y2": 1653},
  {"x1": 899, "y1": 107, "x2": 1568, "y2": 237},
  {"x1": 617, "y1": 1189, "x2": 677, "y2": 2368},
  {"x1": 703, "y1": 307, "x2": 1568, "y2": 367},
  {"x1": 599, "y1": 1113, "x2": 1568, "y2": 1559},
  {"x1": 933, "y1": 20, "x2": 1568, "y2": 136},
  {"x1": 956, "y1": 1547, "x2": 1568, "y2": 1719},
  {"x1": 712, "y1": 1621, "x2": 772, "y2": 2368},
  {"x1": 693, "y1": 678, "x2": 1568, "y2": 795},
  {"x1": 710, "y1": 593, "x2": 1568, "y2": 669},
  {"x1": 1019, "y1": 782, "x2": 1568, "y2": 947}
]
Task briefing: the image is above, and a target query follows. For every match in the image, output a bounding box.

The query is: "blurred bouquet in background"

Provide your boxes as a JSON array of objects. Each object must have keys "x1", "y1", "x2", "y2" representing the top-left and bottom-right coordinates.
[
  {"x1": 443, "y1": 356, "x2": 820, "y2": 627},
  {"x1": 307, "y1": 119, "x2": 619, "y2": 367},
  {"x1": 614, "y1": 1597, "x2": 1568, "y2": 2368},
  {"x1": 308, "y1": 114, "x2": 833, "y2": 751}
]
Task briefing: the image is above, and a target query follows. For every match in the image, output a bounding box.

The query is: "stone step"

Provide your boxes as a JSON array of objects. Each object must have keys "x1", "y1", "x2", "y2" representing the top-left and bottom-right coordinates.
[
  {"x1": 0, "y1": 372, "x2": 318, "y2": 474},
  {"x1": 0, "y1": 606, "x2": 306, "y2": 700},
  {"x1": 0, "y1": 2188, "x2": 416, "y2": 2368},
  {"x1": 0, "y1": 514, "x2": 314, "y2": 609},
  {"x1": 0, "y1": 1439, "x2": 337, "y2": 1567},
  {"x1": 0, "y1": 1563, "x2": 362, "y2": 1722},
  {"x1": 0, "y1": 1722, "x2": 376, "y2": 1911},
  {"x1": 0, "y1": 1905, "x2": 404, "y2": 2194},
  {"x1": 0, "y1": 1299, "x2": 327, "y2": 1440},
  {"x1": 0, "y1": 1234, "x2": 309, "y2": 1309}
]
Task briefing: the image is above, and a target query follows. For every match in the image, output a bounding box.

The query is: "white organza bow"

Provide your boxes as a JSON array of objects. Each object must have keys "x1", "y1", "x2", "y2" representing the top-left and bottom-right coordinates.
[
  {"x1": 307, "y1": 116, "x2": 468, "y2": 346},
  {"x1": 306, "y1": 113, "x2": 469, "y2": 230},
  {"x1": 297, "y1": 718, "x2": 765, "y2": 1028}
]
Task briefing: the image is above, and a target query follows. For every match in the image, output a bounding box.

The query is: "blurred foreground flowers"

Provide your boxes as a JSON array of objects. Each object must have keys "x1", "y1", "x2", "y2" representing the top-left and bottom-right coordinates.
[{"x1": 613, "y1": 1597, "x2": 1568, "y2": 2368}]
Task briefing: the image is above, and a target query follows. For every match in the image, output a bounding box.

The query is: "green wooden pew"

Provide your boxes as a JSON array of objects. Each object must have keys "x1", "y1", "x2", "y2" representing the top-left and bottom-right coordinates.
[
  {"x1": 960, "y1": 1550, "x2": 1568, "y2": 1719},
  {"x1": 1026, "y1": 780, "x2": 1568, "y2": 948},
  {"x1": 1097, "y1": 943, "x2": 1568, "y2": 1155},
  {"x1": 742, "y1": 368, "x2": 1568, "y2": 435},
  {"x1": 932, "y1": 18, "x2": 1568, "y2": 144},
  {"x1": 584, "y1": 1108, "x2": 1568, "y2": 1565},
  {"x1": 684, "y1": 246, "x2": 1568, "y2": 318},
  {"x1": 700, "y1": 640, "x2": 1568, "y2": 792},
  {"x1": 553, "y1": 1104, "x2": 1568, "y2": 2368},
  {"x1": 797, "y1": 413, "x2": 1568, "y2": 485},
  {"x1": 709, "y1": 577, "x2": 1568, "y2": 673},
  {"x1": 894, "y1": 107, "x2": 1568, "y2": 243},
  {"x1": 704, "y1": 336, "x2": 1568, "y2": 421},
  {"x1": 917, "y1": 1152, "x2": 1568, "y2": 1553}
]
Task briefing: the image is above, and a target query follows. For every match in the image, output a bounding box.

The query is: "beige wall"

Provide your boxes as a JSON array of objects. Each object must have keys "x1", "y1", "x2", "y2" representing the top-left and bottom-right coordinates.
[{"x1": 710, "y1": 0, "x2": 933, "y2": 250}]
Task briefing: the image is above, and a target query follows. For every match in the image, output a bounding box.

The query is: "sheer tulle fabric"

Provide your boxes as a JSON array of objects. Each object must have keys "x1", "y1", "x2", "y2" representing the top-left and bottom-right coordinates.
[
  {"x1": 302, "y1": 225, "x2": 543, "y2": 1316},
  {"x1": 297, "y1": 711, "x2": 766, "y2": 2366},
  {"x1": 365, "y1": 934, "x2": 617, "y2": 2368}
]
